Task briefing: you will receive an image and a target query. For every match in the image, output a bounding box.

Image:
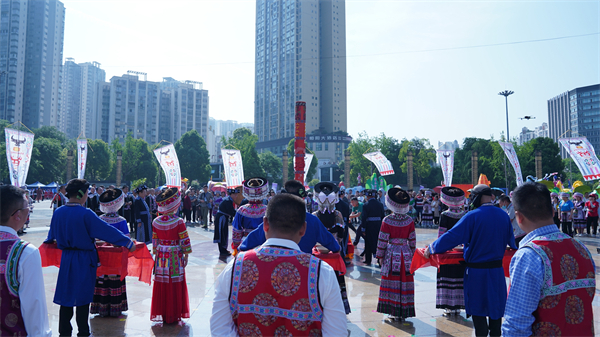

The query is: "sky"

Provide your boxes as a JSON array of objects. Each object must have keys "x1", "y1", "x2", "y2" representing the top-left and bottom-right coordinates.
[{"x1": 62, "y1": 0, "x2": 600, "y2": 148}]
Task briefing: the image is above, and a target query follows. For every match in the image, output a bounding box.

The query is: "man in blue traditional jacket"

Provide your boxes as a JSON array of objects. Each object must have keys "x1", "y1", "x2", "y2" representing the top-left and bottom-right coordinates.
[
  {"x1": 424, "y1": 184, "x2": 516, "y2": 337},
  {"x1": 239, "y1": 180, "x2": 340, "y2": 254},
  {"x1": 46, "y1": 179, "x2": 136, "y2": 337}
]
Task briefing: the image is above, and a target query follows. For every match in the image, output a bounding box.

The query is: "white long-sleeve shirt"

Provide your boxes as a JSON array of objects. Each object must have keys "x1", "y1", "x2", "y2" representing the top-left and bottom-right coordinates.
[
  {"x1": 0, "y1": 226, "x2": 51, "y2": 337},
  {"x1": 210, "y1": 238, "x2": 347, "y2": 337}
]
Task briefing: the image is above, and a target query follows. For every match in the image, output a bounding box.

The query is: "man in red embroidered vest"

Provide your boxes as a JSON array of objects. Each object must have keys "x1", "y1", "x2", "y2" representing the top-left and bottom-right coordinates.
[
  {"x1": 0, "y1": 185, "x2": 51, "y2": 336},
  {"x1": 210, "y1": 193, "x2": 347, "y2": 336},
  {"x1": 502, "y1": 182, "x2": 595, "y2": 336}
]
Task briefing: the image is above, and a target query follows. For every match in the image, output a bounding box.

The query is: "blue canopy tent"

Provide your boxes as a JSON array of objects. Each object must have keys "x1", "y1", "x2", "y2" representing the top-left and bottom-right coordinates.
[
  {"x1": 26, "y1": 181, "x2": 46, "y2": 189},
  {"x1": 347, "y1": 186, "x2": 365, "y2": 193},
  {"x1": 42, "y1": 182, "x2": 59, "y2": 192}
]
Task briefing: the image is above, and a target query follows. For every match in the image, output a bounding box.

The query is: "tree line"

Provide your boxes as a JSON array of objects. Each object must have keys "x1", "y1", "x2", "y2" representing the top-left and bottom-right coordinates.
[
  {"x1": 0, "y1": 120, "x2": 213, "y2": 187},
  {"x1": 346, "y1": 132, "x2": 581, "y2": 190},
  {"x1": 0, "y1": 118, "x2": 591, "y2": 190}
]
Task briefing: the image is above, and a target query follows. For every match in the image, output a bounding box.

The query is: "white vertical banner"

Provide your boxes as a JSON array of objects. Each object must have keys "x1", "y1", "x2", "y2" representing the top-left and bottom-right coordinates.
[
  {"x1": 437, "y1": 149, "x2": 454, "y2": 186},
  {"x1": 363, "y1": 151, "x2": 395, "y2": 176},
  {"x1": 77, "y1": 139, "x2": 88, "y2": 179},
  {"x1": 221, "y1": 149, "x2": 244, "y2": 187},
  {"x1": 4, "y1": 128, "x2": 34, "y2": 187},
  {"x1": 498, "y1": 141, "x2": 524, "y2": 186},
  {"x1": 154, "y1": 144, "x2": 181, "y2": 188},
  {"x1": 293, "y1": 153, "x2": 314, "y2": 183},
  {"x1": 559, "y1": 137, "x2": 600, "y2": 181}
]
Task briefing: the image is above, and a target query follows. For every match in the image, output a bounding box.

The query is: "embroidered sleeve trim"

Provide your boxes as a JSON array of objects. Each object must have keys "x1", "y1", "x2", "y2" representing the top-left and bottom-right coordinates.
[
  {"x1": 229, "y1": 251, "x2": 246, "y2": 315},
  {"x1": 6, "y1": 239, "x2": 28, "y2": 296}
]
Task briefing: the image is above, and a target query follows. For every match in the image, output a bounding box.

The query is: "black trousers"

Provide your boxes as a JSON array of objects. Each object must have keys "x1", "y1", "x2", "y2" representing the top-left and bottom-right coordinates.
[
  {"x1": 59, "y1": 304, "x2": 90, "y2": 337},
  {"x1": 183, "y1": 209, "x2": 192, "y2": 222},
  {"x1": 191, "y1": 206, "x2": 197, "y2": 222},
  {"x1": 587, "y1": 216, "x2": 598, "y2": 235},
  {"x1": 561, "y1": 221, "x2": 573, "y2": 236},
  {"x1": 472, "y1": 315, "x2": 501, "y2": 337}
]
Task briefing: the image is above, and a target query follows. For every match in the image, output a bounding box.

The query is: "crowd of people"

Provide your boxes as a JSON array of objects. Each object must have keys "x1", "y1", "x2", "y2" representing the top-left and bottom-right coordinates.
[{"x1": 0, "y1": 176, "x2": 597, "y2": 336}]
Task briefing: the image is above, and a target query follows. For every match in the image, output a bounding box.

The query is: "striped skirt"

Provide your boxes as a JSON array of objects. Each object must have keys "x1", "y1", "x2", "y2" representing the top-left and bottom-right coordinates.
[
  {"x1": 436, "y1": 264, "x2": 465, "y2": 310},
  {"x1": 377, "y1": 272, "x2": 415, "y2": 318},
  {"x1": 90, "y1": 275, "x2": 128, "y2": 317}
]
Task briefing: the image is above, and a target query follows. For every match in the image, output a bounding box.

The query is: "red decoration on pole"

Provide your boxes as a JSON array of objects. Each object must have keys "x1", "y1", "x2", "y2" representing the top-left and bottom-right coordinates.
[{"x1": 294, "y1": 101, "x2": 306, "y2": 182}]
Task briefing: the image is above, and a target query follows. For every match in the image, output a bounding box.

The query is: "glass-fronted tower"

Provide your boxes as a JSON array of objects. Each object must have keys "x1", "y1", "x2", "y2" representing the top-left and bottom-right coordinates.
[
  {"x1": 254, "y1": 0, "x2": 348, "y2": 162},
  {"x1": 548, "y1": 84, "x2": 600, "y2": 158}
]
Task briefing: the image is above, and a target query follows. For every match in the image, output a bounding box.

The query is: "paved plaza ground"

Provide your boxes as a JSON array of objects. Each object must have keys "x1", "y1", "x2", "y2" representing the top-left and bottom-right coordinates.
[{"x1": 23, "y1": 199, "x2": 600, "y2": 336}]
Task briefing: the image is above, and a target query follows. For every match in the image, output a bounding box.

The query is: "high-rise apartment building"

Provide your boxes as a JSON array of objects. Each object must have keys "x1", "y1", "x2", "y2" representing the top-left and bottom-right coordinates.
[
  {"x1": 95, "y1": 74, "x2": 209, "y2": 146},
  {"x1": 60, "y1": 58, "x2": 105, "y2": 139},
  {"x1": 0, "y1": 0, "x2": 65, "y2": 129},
  {"x1": 254, "y1": 0, "x2": 348, "y2": 164},
  {"x1": 548, "y1": 84, "x2": 600, "y2": 158},
  {"x1": 438, "y1": 140, "x2": 460, "y2": 151},
  {"x1": 518, "y1": 122, "x2": 549, "y2": 146},
  {"x1": 160, "y1": 77, "x2": 209, "y2": 142},
  {"x1": 61, "y1": 59, "x2": 81, "y2": 138},
  {"x1": 208, "y1": 117, "x2": 254, "y2": 163}
]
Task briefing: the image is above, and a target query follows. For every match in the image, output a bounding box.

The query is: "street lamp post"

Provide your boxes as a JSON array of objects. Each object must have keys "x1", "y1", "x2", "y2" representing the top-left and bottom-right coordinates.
[{"x1": 499, "y1": 90, "x2": 514, "y2": 192}]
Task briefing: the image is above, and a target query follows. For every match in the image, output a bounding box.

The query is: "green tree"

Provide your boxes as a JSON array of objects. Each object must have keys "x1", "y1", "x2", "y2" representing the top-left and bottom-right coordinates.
[
  {"x1": 28, "y1": 137, "x2": 66, "y2": 184},
  {"x1": 108, "y1": 138, "x2": 124, "y2": 182},
  {"x1": 121, "y1": 134, "x2": 158, "y2": 186},
  {"x1": 85, "y1": 139, "x2": 112, "y2": 181},
  {"x1": 454, "y1": 137, "x2": 502, "y2": 186},
  {"x1": 35, "y1": 126, "x2": 69, "y2": 145},
  {"x1": 222, "y1": 128, "x2": 265, "y2": 178},
  {"x1": 286, "y1": 139, "x2": 318, "y2": 183},
  {"x1": 562, "y1": 158, "x2": 585, "y2": 185},
  {"x1": 346, "y1": 132, "x2": 373, "y2": 186},
  {"x1": 517, "y1": 137, "x2": 565, "y2": 181},
  {"x1": 308, "y1": 178, "x2": 320, "y2": 187},
  {"x1": 174, "y1": 129, "x2": 211, "y2": 183},
  {"x1": 398, "y1": 138, "x2": 437, "y2": 186},
  {"x1": 259, "y1": 151, "x2": 283, "y2": 186},
  {"x1": 372, "y1": 133, "x2": 405, "y2": 186}
]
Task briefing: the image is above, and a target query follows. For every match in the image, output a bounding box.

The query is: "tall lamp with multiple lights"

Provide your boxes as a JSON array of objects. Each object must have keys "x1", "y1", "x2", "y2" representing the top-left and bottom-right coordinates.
[{"x1": 498, "y1": 90, "x2": 514, "y2": 192}]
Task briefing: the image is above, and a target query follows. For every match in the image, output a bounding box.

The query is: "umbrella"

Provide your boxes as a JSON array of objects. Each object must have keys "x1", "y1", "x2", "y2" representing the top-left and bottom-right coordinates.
[
  {"x1": 490, "y1": 187, "x2": 505, "y2": 197},
  {"x1": 210, "y1": 182, "x2": 227, "y2": 193},
  {"x1": 574, "y1": 185, "x2": 592, "y2": 194},
  {"x1": 537, "y1": 180, "x2": 555, "y2": 190},
  {"x1": 212, "y1": 185, "x2": 227, "y2": 193},
  {"x1": 433, "y1": 186, "x2": 443, "y2": 194}
]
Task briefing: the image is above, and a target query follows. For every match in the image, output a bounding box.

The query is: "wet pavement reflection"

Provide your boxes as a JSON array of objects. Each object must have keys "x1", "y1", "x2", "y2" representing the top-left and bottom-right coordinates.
[{"x1": 23, "y1": 203, "x2": 600, "y2": 336}]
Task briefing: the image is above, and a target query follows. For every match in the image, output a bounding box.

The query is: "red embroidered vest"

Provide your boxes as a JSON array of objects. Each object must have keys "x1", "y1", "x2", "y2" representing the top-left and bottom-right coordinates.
[
  {"x1": 229, "y1": 247, "x2": 323, "y2": 337},
  {"x1": 0, "y1": 233, "x2": 28, "y2": 336},
  {"x1": 524, "y1": 232, "x2": 595, "y2": 336}
]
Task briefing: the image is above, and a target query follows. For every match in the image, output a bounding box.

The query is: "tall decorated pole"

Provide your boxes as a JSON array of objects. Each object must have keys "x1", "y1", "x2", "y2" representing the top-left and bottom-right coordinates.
[
  {"x1": 116, "y1": 150, "x2": 123, "y2": 187},
  {"x1": 535, "y1": 150, "x2": 542, "y2": 179},
  {"x1": 294, "y1": 101, "x2": 306, "y2": 182},
  {"x1": 344, "y1": 150, "x2": 350, "y2": 189},
  {"x1": 282, "y1": 150, "x2": 288, "y2": 183},
  {"x1": 407, "y1": 151, "x2": 413, "y2": 190},
  {"x1": 66, "y1": 150, "x2": 74, "y2": 182},
  {"x1": 471, "y1": 151, "x2": 478, "y2": 186}
]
